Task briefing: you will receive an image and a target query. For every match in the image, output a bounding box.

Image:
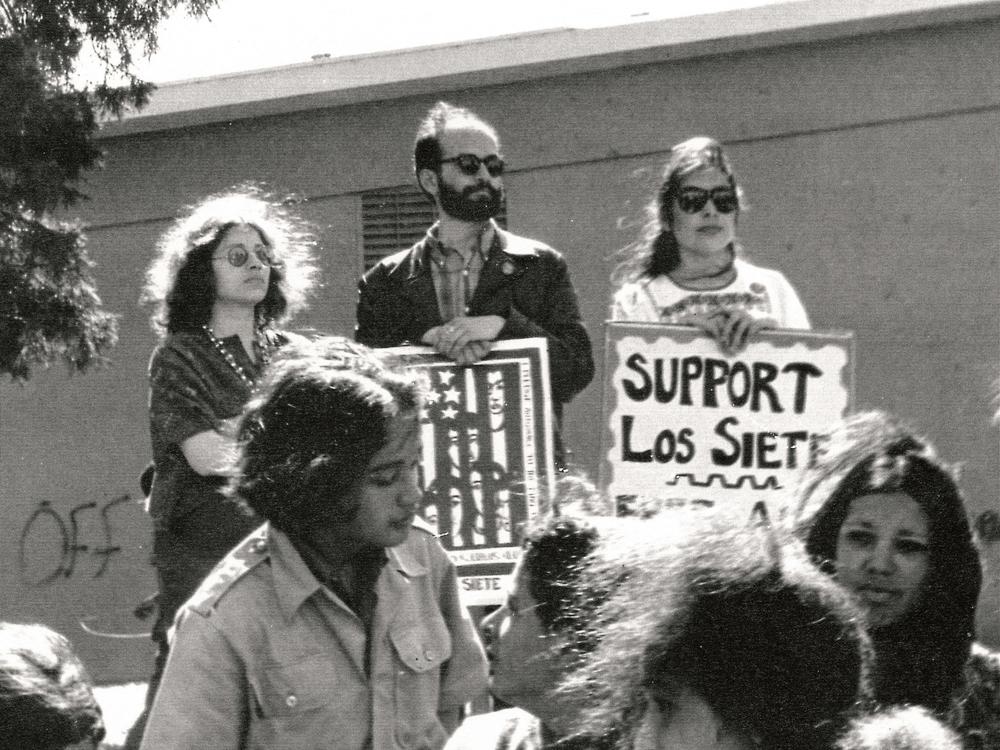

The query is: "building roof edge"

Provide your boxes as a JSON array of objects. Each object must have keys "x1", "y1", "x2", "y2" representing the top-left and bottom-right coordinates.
[{"x1": 96, "y1": 0, "x2": 1000, "y2": 139}]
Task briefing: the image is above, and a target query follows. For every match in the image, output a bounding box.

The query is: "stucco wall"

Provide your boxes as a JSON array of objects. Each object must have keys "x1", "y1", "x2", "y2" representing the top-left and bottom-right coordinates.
[{"x1": 1, "y1": 15, "x2": 996, "y2": 681}]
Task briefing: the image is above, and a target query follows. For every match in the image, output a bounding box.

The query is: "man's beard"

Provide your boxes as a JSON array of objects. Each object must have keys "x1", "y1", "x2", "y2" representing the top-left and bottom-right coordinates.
[{"x1": 438, "y1": 178, "x2": 504, "y2": 222}]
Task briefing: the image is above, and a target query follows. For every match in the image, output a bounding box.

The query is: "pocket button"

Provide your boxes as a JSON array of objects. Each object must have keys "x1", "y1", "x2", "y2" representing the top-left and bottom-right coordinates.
[{"x1": 285, "y1": 694, "x2": 298, "y2": 708}]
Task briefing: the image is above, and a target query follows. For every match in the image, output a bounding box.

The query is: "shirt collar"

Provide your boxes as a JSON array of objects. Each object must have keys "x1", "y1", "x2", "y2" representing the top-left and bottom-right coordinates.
[
  {"x1": 268, "y1": 526, "x2": 324, "y2": 620},
  {"x1": 386, "y1": 536, "x2": 427, "y2": 579},
  {"x1": 268, "y1": 525, "x2": 427, "y2": 620},
  {"x1": 293, "y1": 532, "x2": 388, "y2": 594},
  {"x1": 422, "y1": 219, "x2": 497, "y2": 266}
]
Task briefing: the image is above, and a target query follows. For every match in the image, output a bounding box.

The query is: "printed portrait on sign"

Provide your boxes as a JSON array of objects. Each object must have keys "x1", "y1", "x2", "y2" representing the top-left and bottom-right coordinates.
[{"x1": 389, "y1": 338, "x2": 555, "y2": 605}]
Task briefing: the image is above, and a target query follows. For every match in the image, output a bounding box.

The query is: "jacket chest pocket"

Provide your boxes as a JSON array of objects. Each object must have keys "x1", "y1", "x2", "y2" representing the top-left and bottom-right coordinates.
[
  {"x1": 247, "y1": 655, "x2": 371, "y2": 750},
  {"x1": 389, "y1": 617, "x2": 452, "y2": 674},
  {"x1": 251, "y1": 655, "x2": 345, "y2": 718},
  {"x1": 389, "y1": 617, "x2": 453, "y2": 747}
]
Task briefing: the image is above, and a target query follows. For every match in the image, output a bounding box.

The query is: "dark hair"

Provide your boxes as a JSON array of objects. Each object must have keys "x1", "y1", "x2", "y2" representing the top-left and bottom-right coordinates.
[
  {"x1": 143, "y1": 186, "x2": 318, "y2": 336},
  {"x1": 565, "y1": 517, "x2": 872, "y2": 750},
  {"x1": 413, "y1": 101, "x2": 500, "y2": 191},
  {"x1": 0, "y1": 623, "x2": 105, "y2": 750},
  {"x1": 794, "y1": 410, "x2": 982, "y2": 712},
  {"x1": 233, "y1": 337, "x2": 423, "y2": 534},
  {"x1": 611, "y1": 136, "x2": 745, "y2": 287},
  {"x1": 520, "y1": 513, "x2": 601, "y2": 635}
]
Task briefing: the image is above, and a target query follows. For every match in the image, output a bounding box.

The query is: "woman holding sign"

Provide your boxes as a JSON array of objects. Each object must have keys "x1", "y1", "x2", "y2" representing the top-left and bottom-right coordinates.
[
  {"x1": 794, "y1": 411, "x2": 1000, "y2": 749},
  {"x1": 611, "y1": 136, "x2": 810, "y2": 355}
]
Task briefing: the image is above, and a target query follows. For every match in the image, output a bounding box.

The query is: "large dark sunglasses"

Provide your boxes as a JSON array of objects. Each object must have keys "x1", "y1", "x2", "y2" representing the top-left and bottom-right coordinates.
[
  {"x1": 676, "y1": 186, "x2": 739, "y2": 214},
  {"x1": 213, "y1": 244, "x2": 279, "y2": 268},
  {"x1": 439, "y1": 153, "x2": 505, "y2": 178}
]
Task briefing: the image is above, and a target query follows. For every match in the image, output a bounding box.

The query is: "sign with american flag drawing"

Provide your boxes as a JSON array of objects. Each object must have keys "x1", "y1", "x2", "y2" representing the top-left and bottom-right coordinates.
[{"x1": 386, "y1": 338, "x2": 556, "y2": 606}]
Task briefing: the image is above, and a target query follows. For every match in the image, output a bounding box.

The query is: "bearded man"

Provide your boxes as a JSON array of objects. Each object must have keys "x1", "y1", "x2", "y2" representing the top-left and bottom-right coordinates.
[{"x1": 356, "y1": 102, "x2": 594, "y2": 464}]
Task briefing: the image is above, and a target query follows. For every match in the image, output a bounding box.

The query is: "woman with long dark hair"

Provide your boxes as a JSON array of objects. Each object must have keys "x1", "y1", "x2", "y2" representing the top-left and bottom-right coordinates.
[
  {"x1": 134, "y1": 187, "x2": 317, "y2": 739},
  {"x1": 611, "y1": 136, "x2": 809, "y2": 355},
  {"x1": 794, "y1": 411, "x2": 1000, "y2": 749}
]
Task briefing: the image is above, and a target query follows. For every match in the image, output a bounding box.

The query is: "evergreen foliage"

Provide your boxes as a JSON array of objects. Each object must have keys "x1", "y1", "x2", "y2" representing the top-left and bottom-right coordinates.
[{"x1": 0, "y1": 0, "x2": 215, "y2": 379}]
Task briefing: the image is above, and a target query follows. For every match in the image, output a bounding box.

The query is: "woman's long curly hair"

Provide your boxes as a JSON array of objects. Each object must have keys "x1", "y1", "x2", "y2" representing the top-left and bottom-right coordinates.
[
  {"x1": 142, "y1": 185, "x2": 319, "y2": 336},
  {"x1": 562, "y1": 516, "x2": 872, "y2": 750},
  {"x1": 611, "y1": 136, "x2": 746, "y2": 289},
  {"x1": 793, "y1": 410, "x2": 982, "y2": 713}
]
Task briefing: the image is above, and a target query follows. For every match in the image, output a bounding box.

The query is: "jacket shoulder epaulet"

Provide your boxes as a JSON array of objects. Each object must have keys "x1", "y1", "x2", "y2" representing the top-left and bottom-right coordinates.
[{"x1": 187, "y1": 526, "x2": 270, "y2": 617}]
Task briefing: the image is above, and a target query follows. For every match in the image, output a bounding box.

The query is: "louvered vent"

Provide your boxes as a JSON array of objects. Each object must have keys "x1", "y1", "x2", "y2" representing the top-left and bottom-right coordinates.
[{"x1": 361, "y1": 186, "x2": 434, "y2": 271}]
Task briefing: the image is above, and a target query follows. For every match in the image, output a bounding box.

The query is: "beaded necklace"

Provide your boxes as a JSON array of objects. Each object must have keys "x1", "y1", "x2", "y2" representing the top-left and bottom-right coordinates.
[{"x1": 202, "y1": 324, "x2": 272, "y2": 388}]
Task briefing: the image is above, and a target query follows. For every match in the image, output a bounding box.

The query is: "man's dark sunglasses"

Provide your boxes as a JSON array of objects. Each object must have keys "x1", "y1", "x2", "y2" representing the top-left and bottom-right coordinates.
[
  {"x1": 676, "y1": 186, "x2": 739, "y2": 214},
  {"x1": 439, "y1": 153, "x2": 505, "y2": 178}
]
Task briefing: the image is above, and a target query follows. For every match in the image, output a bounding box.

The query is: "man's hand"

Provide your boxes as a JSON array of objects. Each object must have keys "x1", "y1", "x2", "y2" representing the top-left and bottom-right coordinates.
[
  {"x1": 452, "y1": 340, "x2": 493, "y2": 364},
  {"x1": 422, "y1": 315, "x2": 504, "y2": 364}
]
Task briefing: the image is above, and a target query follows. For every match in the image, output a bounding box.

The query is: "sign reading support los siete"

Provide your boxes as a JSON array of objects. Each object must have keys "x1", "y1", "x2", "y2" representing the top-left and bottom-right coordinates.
[
  {"x1": 600, "y1": 322, "x2": 854, "y2": 521},
  {"x1": 387, "y1": 338, "x2": 556, "y2": 606}
]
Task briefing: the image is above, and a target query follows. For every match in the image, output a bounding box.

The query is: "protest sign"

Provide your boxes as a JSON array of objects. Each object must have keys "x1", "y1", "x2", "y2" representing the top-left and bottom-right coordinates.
[
  {"x1": 600, "y1": 323, "x2": 854, "y2": 521},
  {"x1": 387, "y1": 338, "x2": 556, "y2": 605}
]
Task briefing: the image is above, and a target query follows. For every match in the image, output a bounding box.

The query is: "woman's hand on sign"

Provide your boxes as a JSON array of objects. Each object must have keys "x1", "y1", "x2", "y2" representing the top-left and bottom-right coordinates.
[
  {"x1": 677, "y1": 312, "x2": 726, "y2": 343},
  {"x1": 718, "y1": 311, "x2": 777, "y2": 356},
  {"x1": 677, "y1": 310, "x2": 777, "y2": 356}
]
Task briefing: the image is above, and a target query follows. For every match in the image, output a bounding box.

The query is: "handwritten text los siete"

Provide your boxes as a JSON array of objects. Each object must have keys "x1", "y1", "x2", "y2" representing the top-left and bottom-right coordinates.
[{"x1": 619, "y1": 353, "x2": 825, "y2": 469}]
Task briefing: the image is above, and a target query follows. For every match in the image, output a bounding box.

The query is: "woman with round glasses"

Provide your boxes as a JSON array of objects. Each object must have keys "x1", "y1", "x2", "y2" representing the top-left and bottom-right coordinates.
[
  {"x1": 137, "y1": 186, "x2": 317, "y2": 722},
  {"x1": 611, "y1": 136, "x2": 810, "y2": 355}
]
